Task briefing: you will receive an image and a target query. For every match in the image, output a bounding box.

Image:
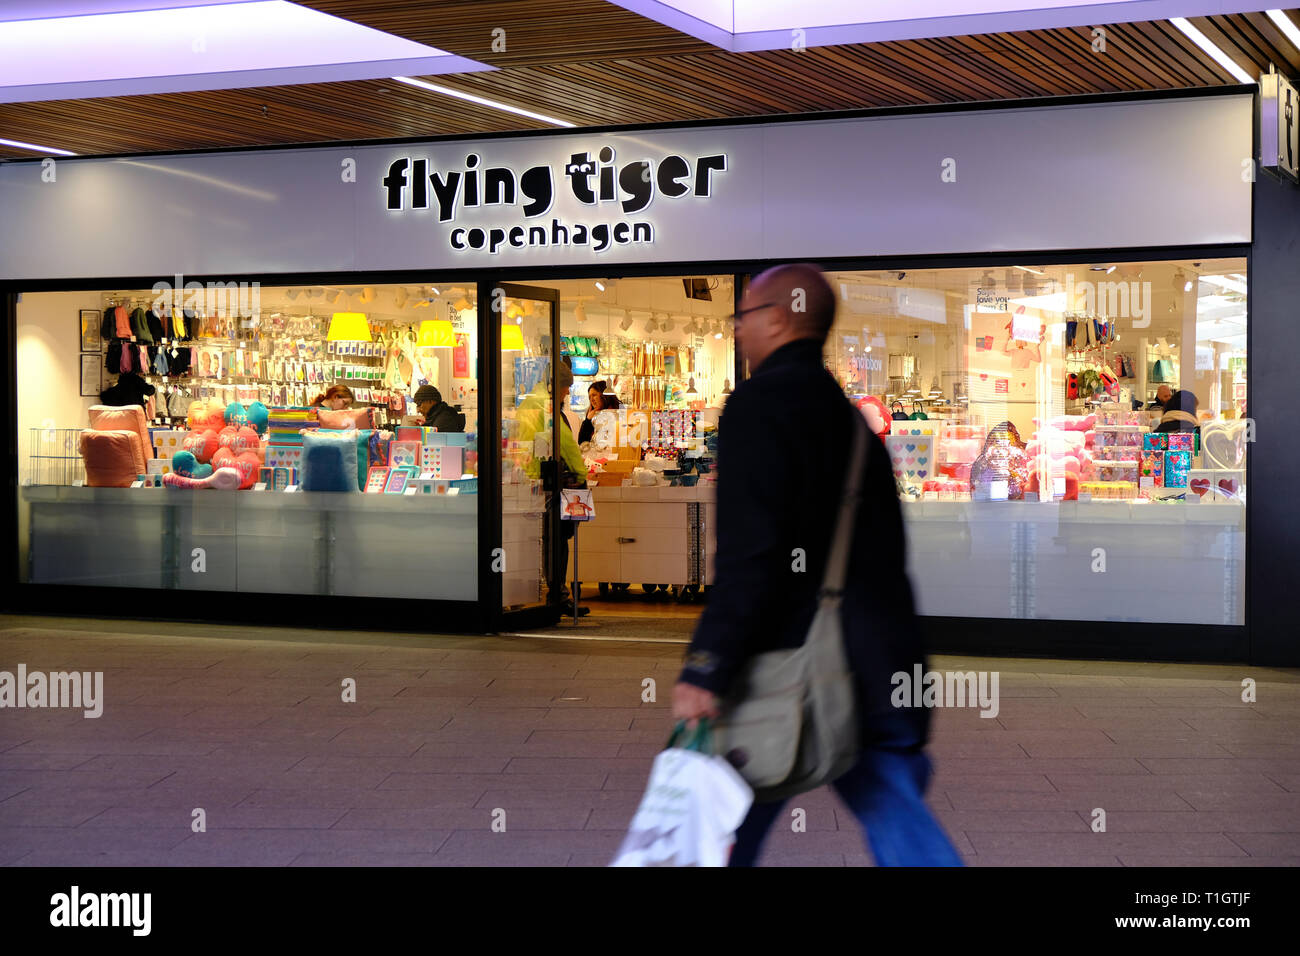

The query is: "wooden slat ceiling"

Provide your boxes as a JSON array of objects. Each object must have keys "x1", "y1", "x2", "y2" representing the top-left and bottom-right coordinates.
[{"x1": 0, "y1": 3, "x2": 1297, "y2": 159}]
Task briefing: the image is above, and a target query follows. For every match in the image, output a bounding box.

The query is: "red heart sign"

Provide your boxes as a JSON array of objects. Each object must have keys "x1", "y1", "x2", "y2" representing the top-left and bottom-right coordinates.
[
  {"x1": 1218, "y1": 478, "x2": 1240, "y2": 497},
  {"x1": 1190, "y1": 478, "x2": 1211, "y2": 497}
]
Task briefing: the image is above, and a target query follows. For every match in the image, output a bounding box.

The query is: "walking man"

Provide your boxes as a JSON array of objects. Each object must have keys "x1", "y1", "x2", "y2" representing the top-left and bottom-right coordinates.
[{"x1": 672, "y1": 263, "x2": 963, "y2": 866}]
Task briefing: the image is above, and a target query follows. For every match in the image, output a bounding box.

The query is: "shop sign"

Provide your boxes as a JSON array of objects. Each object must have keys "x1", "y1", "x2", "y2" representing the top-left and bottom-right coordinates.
[{"x1": 382, "y1": 147, "x2": 728, "y2": 256}]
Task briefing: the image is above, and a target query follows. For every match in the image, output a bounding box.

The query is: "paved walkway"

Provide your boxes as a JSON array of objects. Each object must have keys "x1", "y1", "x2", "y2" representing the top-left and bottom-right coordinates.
[{"x1": 1, "y1": 614, "x2": 1297, "y2": 866}]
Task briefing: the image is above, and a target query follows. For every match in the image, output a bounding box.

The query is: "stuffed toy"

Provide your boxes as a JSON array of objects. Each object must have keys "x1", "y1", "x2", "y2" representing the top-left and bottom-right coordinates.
[
  {"x1": 182, "y1": 428, "x2": 220, "y2": 463},
  {"x1": 163, "y1": 467, "x2": 240, "y2": 490},
  {"x1": 211, "y1": 446, "x2": 235, "y2": 470},
  {"x1": 186, "y1": 399, "x2": 225, "y2": 432},
  {"x1": 232, "y1": 451, "x2": 261, "y2": 489},
  {"x1": 217, "y1": 424, "x2": 260, "y2": 457},
  {"x1": 173, "y1": 448, "x2": 214, "y2": 479},
  {"x1": 245, "y1": 401, "x2": 269, "y2": 436},
  {"x1": 224, "y1": 401, "x2": 250, "y2": 428}
]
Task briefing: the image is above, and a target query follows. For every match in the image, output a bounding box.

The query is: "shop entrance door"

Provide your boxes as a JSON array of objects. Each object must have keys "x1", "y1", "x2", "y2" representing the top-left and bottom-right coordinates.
[{"x1": 491, "y1": 282, "x2": 567, "y2": 619}]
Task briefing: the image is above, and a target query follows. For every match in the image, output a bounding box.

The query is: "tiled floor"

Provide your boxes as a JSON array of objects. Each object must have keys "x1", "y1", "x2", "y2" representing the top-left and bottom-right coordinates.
[{"x1": 1, "y1": 613, "x2": 1298, "y2": 867}]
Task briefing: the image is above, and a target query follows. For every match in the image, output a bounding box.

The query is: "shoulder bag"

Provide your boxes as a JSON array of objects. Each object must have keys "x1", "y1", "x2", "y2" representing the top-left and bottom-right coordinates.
[{"x1": 711, "y1": 410, "x2": 866, "y2": 801}]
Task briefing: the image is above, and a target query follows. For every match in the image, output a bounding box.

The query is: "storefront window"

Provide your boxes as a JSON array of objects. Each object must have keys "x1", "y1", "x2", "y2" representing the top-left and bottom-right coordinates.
[
  {"x1": 16, "y1": 283, "x2": 480, "y2": 599},
  {"x1": 825, "y1": 259, "x2": 1248, "y2": 624}
]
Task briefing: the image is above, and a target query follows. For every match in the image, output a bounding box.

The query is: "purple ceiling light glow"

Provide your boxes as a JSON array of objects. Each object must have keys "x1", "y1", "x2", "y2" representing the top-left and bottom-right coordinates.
[
  {"x1": 0, "y1": 1, "x2": 494, "y2": 103},
  {"x1": 607, "y1": 1, "x2": 1283, "y2": 52}
]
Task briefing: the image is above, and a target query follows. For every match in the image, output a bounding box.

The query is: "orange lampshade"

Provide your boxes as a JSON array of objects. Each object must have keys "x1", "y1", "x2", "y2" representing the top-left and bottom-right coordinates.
[
  {"x1": 417, "y1": 319, "x2": 455, "y2": 348},
  {"x1": 501, "y1": 324, "x2": 525, "y2": 351},
  {"x1": 326, "y1": 312, "x2": 371, "y2": 341}
]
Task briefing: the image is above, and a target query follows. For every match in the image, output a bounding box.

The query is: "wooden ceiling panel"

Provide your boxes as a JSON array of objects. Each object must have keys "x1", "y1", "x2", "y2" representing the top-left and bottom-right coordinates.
[{"x1": 0, "y1": 7, "x2": 1297, "y2": 159}]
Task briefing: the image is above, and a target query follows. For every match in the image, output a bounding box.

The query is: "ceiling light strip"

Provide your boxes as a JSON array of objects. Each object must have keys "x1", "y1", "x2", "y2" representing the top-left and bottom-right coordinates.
[
  {"x1": 1170, "y1": 17, "x2": 1256, "y2": 85},
  {"x1": 1267, "y1": 10, "x2": 1300, "y2": 54},
  {"x1": 392, "y1": 76, "x2": 574, "y2": 128},
  {"x1": 0, "y1": 136, "x2": 76, "y2": 155}
]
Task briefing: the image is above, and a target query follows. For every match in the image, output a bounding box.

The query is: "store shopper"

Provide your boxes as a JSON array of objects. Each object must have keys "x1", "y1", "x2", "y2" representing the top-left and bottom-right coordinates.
[
  {"x1": 517, "y1": 358, "x2": 589, "y2": 616},
  {"x1": 672, "y1": 262, "x2": 962, "y2": 867},
  {"x1": 578, "y1": 381, "x2": 621, "y2": 444},
  {"x1": 1145, "y1": 384, "x2": 1173, "y2": 411},
  {"x1": 414, "y1": 385, "x2": 466, "y2": 432},
  {"x1": 1155, "y1": 388, "x2": 1201, "y2": 436},
  {"x1": 311, "y1": 385, "x2": 355, "y2": 410}
]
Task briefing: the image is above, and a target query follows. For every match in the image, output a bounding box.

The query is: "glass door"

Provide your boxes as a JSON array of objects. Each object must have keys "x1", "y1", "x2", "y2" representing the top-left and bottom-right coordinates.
[{"x1": 493, "y1": 282, "x2": 564, "y2": 615}]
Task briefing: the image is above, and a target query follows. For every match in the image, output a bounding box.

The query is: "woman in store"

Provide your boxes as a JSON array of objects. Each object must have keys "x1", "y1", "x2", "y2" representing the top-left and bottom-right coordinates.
[
  {"x1": 311, "y1": 385, "x2": 356, "y2": 411},
  {"x1": 1154, "y1": 389, "x2": 1201, "y2": 436},
  {"x1": 579, "y1": 381, "x2": 621, "y2": 445}
]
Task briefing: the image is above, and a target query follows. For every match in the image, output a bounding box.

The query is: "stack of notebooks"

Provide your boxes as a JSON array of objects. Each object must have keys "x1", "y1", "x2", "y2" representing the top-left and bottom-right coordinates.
[{"x1": 265, "y1": 406, "x2": 316, "y2": 471}]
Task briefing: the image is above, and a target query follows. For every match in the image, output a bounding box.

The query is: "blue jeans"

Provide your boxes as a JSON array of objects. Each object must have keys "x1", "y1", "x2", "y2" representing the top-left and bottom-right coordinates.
[{"x1": 727, "y1": 747, "x2": 964, "y2": 867}]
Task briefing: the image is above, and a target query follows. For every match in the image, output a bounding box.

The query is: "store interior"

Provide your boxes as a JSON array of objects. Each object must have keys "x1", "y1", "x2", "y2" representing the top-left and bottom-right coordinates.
[{"x1": 14, "y1": 257, "x2": 1249, "y2": 623}]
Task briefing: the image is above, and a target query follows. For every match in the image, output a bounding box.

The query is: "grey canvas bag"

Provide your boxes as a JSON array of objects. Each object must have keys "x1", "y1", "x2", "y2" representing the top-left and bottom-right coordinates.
[{"x1": 711, "y1": 410, "x2": 867, "y2": 802}]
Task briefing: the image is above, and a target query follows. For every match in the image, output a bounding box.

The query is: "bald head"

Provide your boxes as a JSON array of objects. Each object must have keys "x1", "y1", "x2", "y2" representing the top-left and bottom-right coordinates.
[
  {"x1": 750, "y1": 264, "x2": 837, "y2": 340},
  {"x1": 736, "y1": 263, "x2": 836, "y2": 371}
]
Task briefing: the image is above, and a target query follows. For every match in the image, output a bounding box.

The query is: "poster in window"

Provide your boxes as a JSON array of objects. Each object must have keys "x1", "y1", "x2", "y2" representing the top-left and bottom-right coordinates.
[{"x1": 453, "y1": 333, "x2": 470, "y2": 378}]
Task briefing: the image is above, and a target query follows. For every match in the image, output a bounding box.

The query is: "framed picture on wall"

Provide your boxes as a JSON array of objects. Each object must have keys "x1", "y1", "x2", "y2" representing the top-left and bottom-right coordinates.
[
  {"x1": 80, "y1": 353, "x2": 102, "y2": 396},
  {"x1": 79, "y1": 310, "x2": 101, "y2": 352}
]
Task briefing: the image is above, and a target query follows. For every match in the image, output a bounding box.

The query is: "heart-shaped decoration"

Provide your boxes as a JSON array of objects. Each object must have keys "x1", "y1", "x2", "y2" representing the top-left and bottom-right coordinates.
[
  {"x1": 1201, "y1": 422, "x2": 1246, "y2": 469},
  {"x1": 1190, "y1": 478, "x2": 1211, "y2": 497},
  {"x1": 893, "y1": 469, "x2": 904, "y2": 478},
  {"x1": 905, "y1": 456, "x2": 915, "y2": 465},
  {"x1": 1218, "y1": 477, "x2": 1240, "y2": 497},
  {"x1": 917, "y1": 457, "x2": 927, "y2": 465},
  {"x1": 917, "y1": 470, "x2": 927, "y2": 478},
  {"x1": 906, "y1": 444, "x2": 916, "y2": 452}
]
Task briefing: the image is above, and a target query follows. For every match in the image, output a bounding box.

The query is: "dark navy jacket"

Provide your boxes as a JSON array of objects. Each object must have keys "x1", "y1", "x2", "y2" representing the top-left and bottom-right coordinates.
[{"x1": 679, "y1": 338, "x2": 931, "y2": 748}]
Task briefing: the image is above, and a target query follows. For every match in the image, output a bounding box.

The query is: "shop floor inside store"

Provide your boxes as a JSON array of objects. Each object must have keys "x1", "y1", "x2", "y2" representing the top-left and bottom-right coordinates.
[{"x1": 1, "y1": 614, "x2": 1298, "y2": 867}]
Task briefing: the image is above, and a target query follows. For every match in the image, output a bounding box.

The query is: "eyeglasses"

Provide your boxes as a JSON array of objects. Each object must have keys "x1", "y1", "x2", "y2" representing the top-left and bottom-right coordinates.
[{"x1": 727, "y1": 302, "x2": 776, "y2": 324}]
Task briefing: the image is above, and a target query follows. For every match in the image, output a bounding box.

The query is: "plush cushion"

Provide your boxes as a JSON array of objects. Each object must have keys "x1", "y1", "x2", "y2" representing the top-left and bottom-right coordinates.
[
  {"x1": 79, "y1": 429, "x2": 146, "y2": 487},
  {"x1": 316, "y1": 407, "x2": 375, "y2": 430},
  {"x1": 300, "y1": 430, "x2": 358, "y2": 492},
  {"x1": 163, "y1": 467, "x2": 240, "y2": 490},
  {"x1": 88, "y1": 405, "x2": 152, "y2": 460},
  {"x1": 187, "y1": 399, "x2": 226, "y2": 432}
]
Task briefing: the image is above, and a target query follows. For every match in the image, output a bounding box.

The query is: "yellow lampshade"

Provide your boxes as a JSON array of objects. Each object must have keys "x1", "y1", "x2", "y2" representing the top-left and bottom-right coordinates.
[
  {"x1": 417, "y1": 319, "x2": 455, "y2": 348},
  {"x1": 501, "y1": 324, "x2": 525, "y2": 351},
  {"x1": 327, "y1": 312, "x2": 371, "y2": 341}
]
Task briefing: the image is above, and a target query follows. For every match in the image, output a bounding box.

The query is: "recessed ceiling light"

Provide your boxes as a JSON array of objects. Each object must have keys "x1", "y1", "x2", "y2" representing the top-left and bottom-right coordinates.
[{"x1": 392, "y1": 75, "x2": 575, "y2": 128}]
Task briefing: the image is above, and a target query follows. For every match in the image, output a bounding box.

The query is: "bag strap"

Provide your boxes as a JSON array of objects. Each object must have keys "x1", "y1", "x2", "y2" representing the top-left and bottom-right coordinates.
[{"x1": 819, "y1": 410, "x2": 869, "y2": 600}]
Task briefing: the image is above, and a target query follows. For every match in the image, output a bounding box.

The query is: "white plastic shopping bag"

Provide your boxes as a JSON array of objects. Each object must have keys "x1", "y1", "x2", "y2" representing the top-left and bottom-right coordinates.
[{"x1": 610, "y1": 722, "x2": 753, "y2": 867}]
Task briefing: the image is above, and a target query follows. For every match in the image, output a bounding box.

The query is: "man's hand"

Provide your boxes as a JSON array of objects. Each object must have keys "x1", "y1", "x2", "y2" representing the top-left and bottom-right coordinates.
[{"x1": 672, "y1": 681, "x2": 720, "y2": 729}]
